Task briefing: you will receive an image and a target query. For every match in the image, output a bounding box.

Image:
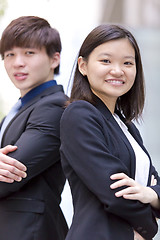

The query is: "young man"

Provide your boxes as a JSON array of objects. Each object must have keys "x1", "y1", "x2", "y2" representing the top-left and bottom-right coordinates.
[{"x1": 0, "y1": 16, "x2": 68, "y2": 240}]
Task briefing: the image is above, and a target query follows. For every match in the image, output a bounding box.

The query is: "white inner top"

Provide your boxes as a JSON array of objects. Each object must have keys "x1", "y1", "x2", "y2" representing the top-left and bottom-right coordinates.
[{"x1": 113, "y1": 114, "x2": 150, "y2": 186}]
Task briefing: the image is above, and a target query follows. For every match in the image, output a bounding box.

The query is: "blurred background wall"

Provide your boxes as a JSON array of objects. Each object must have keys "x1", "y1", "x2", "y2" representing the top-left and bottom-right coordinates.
[{"x1": 0, "y1": 0, "x2": 160, "y2": 238}]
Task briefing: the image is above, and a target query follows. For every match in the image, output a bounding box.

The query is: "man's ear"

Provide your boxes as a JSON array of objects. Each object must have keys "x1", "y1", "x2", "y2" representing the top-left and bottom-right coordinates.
[
  {"x1": 78, "y1": 56, "x2": 87, "y2": 76},
  {"x1": 51, "y1": 52, "x2": 60, "y2": 70}
]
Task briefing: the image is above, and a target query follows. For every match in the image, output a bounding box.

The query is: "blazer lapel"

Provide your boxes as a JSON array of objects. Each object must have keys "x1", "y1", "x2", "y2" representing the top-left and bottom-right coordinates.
[{"x1": 95, "y1": 97, "x2": 136, "y2": 178}]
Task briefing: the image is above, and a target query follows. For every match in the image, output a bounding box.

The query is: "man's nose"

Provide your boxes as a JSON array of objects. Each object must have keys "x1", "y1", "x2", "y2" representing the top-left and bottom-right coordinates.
[{"x1": 13, "y1": 55, "x2": 25, "y2": 67}]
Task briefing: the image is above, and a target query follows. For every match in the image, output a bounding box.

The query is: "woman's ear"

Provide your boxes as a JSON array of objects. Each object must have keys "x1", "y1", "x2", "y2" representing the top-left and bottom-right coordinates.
[
  {"x1": 51, "y1": 52, "x2": 60, "y2": 70},
  {"x1": 78, "y1": 56, "x2": 87, "y2": 76}
]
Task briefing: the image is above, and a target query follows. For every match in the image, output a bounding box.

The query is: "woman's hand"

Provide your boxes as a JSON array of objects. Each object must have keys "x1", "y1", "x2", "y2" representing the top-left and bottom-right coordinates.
[
  {"x1": 110, "y1": 173, "x2": 158, "y2": 207},
  {"x1": 151, "y1": 174, "x2": 157, "y2": 186},
  {"x1": 0, "y1": 145, "x2": 27, "y2": 183},
  {"x1": 110, "y1": 173, "x2": 159, "y2": 239}
]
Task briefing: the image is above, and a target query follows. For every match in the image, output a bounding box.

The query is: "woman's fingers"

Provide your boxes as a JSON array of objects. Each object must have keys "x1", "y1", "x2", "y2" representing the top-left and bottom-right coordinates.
[
  {"x1": 151, "y1": 175, "x2": 157, "y2": 186},
  {"x1": 110, "y1": 173, "x2": 159, "y2": 205},
  {"x1": 110, "y1": 173, "x2": 135, "y2": 189},
  {"x1": 110, "y1": 172, "x2": 129, "y2": 180},
  {"x1": 114, "y1": 186, "x2": 139, "y2": 198},
  {"x1": 110, "y1": 178, "x2": 134, "y2": 189}
]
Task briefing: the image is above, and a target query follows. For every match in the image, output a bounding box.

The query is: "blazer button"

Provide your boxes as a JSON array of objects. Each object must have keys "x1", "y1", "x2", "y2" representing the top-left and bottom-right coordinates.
[
  {"x1": 136, "y1": 227, "x2": 143, "y2": 231},
  {"x1": 141, "y1": 230, "x2": 147, "y2": 235}
]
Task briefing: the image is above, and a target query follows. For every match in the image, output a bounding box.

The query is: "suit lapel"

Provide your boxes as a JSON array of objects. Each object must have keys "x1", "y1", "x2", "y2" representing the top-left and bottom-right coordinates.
[
  {"x1": 18, "y1": 85, "x2": 64, "y2": 113},
  {"x1": 1, "y1": 85, "x2": 64, "y2": 145}
]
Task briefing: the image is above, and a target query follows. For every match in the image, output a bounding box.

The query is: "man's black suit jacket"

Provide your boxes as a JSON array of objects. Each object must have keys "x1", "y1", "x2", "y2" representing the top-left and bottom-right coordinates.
[
  {"x1": 60, "y1": 98, "x2": 160, "y2": 240},
  {"x1": 0, "y1": 85, "x2": 68, "y2": 240}
]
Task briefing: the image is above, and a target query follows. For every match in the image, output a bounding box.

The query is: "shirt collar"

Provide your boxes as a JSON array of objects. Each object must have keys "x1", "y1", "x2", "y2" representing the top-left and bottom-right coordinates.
[{"x1": 21, "y1": 80, "x2": 57, "y2": 107}]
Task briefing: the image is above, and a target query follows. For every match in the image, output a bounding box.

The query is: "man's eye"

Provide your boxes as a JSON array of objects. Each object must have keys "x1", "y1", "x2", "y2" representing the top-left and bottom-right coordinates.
[
  {"x1": 26, "y1": 51, "x2": 34, "y2": 55},
  {"x1": 5, "y1": 53, "x2": 14, "y2": 57}
]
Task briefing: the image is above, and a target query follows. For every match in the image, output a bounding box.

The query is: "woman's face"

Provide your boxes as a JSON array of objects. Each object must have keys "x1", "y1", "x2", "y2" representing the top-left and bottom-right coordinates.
[{"x1": 78, "y1": 38, "x2": 136, "y2": 112}]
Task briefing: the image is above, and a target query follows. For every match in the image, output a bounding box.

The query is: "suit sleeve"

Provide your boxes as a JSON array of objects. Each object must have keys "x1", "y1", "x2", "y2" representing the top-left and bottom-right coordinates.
[
  {"x1": 60, "y1": 101, "x2": 158, "y2": 239},
  {"x1": 0, "y1": 96, "x2": 64, "y2": 197}
]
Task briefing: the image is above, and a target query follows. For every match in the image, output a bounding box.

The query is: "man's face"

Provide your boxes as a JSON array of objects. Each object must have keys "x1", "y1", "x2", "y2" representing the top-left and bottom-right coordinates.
[{"x1": 4, "y1": 46, "x2": 59, "y2": 97}]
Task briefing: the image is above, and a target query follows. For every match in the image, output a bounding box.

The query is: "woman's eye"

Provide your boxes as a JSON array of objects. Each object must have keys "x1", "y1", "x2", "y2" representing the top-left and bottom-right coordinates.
[
  {"x1": 124, "y1": 61, "x2": 133, "y2": 65},
  {"x1": 101, "y1": 59, "x2": 110, "y2": 63}
]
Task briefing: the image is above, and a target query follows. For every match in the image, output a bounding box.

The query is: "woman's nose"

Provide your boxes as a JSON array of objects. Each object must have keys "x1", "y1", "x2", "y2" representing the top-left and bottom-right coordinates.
[{"x1": 109, "y1": 65, "x2": 124, "y2": 77}]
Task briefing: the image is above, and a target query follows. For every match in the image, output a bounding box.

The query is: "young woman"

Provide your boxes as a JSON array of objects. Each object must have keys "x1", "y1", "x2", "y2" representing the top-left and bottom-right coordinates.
[{"x1": 60, "y1": 24, "x2": 160, "y2": 240}]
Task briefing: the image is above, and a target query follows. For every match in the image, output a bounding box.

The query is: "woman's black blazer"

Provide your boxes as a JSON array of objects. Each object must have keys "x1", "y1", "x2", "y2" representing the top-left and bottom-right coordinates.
[{"x1": 60, "y1": 98, "x2": 160, "y2": 240}]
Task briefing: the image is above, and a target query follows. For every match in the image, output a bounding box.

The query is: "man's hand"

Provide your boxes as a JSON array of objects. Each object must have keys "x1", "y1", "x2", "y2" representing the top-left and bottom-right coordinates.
[{"x1": 0, "y1": 145, "x2": 27, "y2": 183}]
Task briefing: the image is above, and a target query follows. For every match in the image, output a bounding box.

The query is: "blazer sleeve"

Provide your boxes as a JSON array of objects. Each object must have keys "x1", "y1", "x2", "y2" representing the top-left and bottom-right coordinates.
[
  {"x1": 60, "y1": 100, "x2": 158, "y2": 239},
  {"x1": 127, "y1": 121, "x2": 160, "y2": 217},
  {"x1": 148, "y1": 164, "x2": 160, "y2": 218},
  {"x1": 0, "y1": 95, "x2": 64, "y2": 197}
]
